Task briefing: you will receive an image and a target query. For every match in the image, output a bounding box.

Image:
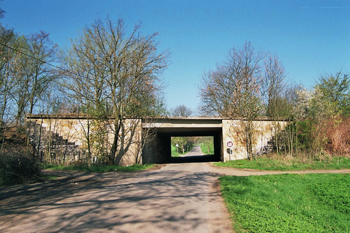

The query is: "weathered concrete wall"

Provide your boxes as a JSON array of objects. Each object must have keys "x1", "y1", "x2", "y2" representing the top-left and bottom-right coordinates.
[
  {"x1": 114, "y1": 119, "x2": 143, "y2": 166},
  {"x1": 26, "y1": 116, "x2": 142, "y2": 166},
  {"x1": 222, "y1": 119, "x2": 288, "y2": 161}
]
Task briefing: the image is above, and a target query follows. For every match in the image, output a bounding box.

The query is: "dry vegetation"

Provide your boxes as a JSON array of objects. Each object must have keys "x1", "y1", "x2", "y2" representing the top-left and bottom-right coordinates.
[{"x1": 0, "y1": 132, "x2": 41, "y2": 186}]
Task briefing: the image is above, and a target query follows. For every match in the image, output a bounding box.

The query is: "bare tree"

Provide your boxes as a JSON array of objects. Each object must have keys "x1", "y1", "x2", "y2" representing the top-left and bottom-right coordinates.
[
  {"x1": 25, "y1": 31, "x2": 57, "y2": 115},
  {"x1": 60, "y1": 18, "x2": 168, "y2": 165},
  {"x1": 262, "y1": 54, "x2": 288, "y2": 153},
  {"x1": 200, "y1": 42, "x2": 264, "y2": 159},
  {"x1": 0, "y1": 26, "x2": 16, "y2": 123},
  {"x1": 0, "y1": 30, "x2": 57, "y2": 126},
  {"x1": 9, "y1": 36, "x2": 31, "y2": 126},
  {"x1": 263, "y1": 54, "x2": 287, "y2": 117},
  {"x1": 171, "y1": 105, "x2": 193, "y2": 117}
]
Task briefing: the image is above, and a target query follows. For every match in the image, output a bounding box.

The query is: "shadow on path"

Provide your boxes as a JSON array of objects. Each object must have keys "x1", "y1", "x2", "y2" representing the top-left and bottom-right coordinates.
[
  {"x1": 170, "y1": 154, "x2": 218, "y2": 163},
  {"x1": 0, "y1": 167, "x2": 231, "y2": 233}
]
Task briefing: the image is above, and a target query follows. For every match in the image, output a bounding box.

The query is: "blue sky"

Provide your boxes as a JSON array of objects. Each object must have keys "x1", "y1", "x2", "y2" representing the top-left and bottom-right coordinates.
[{"x1": 1, "y1": 0, "x2": 349, "y2": 114}]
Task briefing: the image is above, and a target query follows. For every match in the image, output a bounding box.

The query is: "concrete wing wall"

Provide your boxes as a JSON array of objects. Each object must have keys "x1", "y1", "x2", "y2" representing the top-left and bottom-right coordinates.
[
  {"x1": 222, "y1": 120, "x2": 288, "y2": 161},
  {"x1": 26, "y1": 116, "x2": 142, "y2": 166}
]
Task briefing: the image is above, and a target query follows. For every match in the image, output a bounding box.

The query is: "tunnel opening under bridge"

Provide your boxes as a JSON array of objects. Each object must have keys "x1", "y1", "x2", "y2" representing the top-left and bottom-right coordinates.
[
  {"x1": 142, "y1": 118, "x2": 223, "y2": 164},
  {"x1": 170, "y1": 135, "x2": 219, "y2": 163}
]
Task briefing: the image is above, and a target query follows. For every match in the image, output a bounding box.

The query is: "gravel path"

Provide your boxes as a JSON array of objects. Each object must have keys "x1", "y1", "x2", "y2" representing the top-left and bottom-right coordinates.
[{"x1": 1, "y1": 146, "x2": 349, "y2": 232}]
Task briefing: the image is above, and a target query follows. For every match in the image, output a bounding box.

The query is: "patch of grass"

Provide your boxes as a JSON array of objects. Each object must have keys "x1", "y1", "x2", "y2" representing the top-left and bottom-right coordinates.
[
  {"x1": 200, "y1": 143, "x2": 214, "y2": 155},
  {"x1": 171, "y1": 145, "x2": 187, "y2": 156},
  {"x1": 213, "y1": 155, "x2": 350, "y2": 171},
  {"x1": 41, "y1": 174, "x2": 57, "y2": 180},
  {"x1": 220, "y1": 173, "x2": 350, "y2": 232},
  {"x1": 43, "y1": 164, "x2": 155, "y2": 173}
]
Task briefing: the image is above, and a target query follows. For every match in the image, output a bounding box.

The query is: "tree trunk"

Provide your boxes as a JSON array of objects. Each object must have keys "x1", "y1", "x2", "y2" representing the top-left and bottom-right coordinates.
[
  {"x1": 109, "y1": 120, "x2": 122, "y2": 165},
  {"x1": 114, "y1": 123, "x2": 125, "y2": 166},
  {"x1": 86, "y1": 118, "x2": 91, "y2": 167}
]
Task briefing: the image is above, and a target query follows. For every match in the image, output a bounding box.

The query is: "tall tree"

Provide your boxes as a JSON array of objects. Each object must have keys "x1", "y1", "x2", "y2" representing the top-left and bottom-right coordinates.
[
  {"x1": 60, "y1": 18, "x2": 168, "y2": 164},
  {"x1": 25, "y1": 31, "x2": 57, "y2": 115},
  {"x1": 9, "y1": 32, "x2": 57, "y2": 126},
  {"x1": 262, "y1": 54, "x2": 288, "y2": 153},
  {"x1": 200, "y1": 42, "x2": 264, "y2": 159},
  {"x1": 7, "y1": 35, "x2": 29, "y2": 126},
  {"x1": 0, "y1": 25, "x2": 16, "y2": 123},
  {"x1": 263, "y1": 54, "x2": 287, "y2": 118}
]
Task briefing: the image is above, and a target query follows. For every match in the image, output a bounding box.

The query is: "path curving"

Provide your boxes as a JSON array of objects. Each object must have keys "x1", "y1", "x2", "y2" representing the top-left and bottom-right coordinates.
[{"x1": 1, "y1": 146, "x2": 349, "y2": 232}]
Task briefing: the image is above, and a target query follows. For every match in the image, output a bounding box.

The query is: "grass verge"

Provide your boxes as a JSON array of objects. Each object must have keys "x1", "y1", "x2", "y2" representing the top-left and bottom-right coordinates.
[
  {"x1": 171, "y1": 145, "x2": 188, "y2": 157},
  {"x1": 200, "y1": 143, "x2": 214, "y2": 155},
  {"x1": 220, "y1": 173, "x2": 350, "y2": 232},
  {"x1": 213, "y1": 155, "x2": 350, "y2": 171},
  {"x1": 43, "y1": 164, "x2": 155, "y2": 173}
]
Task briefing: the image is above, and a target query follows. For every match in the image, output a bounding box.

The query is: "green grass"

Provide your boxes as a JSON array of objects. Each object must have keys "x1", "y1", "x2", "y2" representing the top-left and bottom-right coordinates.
[
  {"x1": 41, "y1": 174, "x2": 58, "y2": 180},
  {"x1": 220, "y1": 173, "x2": 350, "y2": 232},
  {"x1": 214, "y1": 156, "x2": 350, "y2": 171},
  {"x1": 200, "y1": 143, "x2": 214, "y2": 155},
  {"x1": 43, "y1": 164, "x2": 155, "y2": 172},
  {"x1": 171, "y1": 145, "x2": 188, "y2": 156}
]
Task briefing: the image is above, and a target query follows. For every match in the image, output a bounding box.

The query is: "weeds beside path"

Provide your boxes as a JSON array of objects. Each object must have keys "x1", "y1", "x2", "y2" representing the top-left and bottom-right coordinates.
[
  {"x1": 213, "y1": 155, "x2": 350, "y2": 171},
  {"x1": 209, "y1": 162, "x2": 350, "y2": 176}
]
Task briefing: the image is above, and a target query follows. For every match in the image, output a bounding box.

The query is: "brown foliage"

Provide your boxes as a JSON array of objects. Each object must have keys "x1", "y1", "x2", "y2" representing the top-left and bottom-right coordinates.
[{"x1": 325, "y1": 117, "x2": 350, "y2": 156}]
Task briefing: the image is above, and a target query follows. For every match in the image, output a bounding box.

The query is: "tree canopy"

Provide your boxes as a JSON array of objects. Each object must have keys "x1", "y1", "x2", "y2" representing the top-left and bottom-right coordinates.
[
  {"x1": 315, "y1": 72, "x2": 350, "y2": 116},
  {"x1": 60, "y1": 18, "x2": 168, "y2": 164}
]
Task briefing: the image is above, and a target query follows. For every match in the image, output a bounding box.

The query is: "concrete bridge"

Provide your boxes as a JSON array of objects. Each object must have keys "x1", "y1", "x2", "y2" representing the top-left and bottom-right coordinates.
[
  {"x1": 26, "y1": 115, "x2": 287, "y2": 165},
  {"x1": 142, "y1": 117, "x2": 286, "y2": 164}
]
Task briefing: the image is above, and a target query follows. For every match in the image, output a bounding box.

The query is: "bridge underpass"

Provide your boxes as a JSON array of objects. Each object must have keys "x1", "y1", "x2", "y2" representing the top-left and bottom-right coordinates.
[
  {"x1": 142, "y1": 118, "x2": 223, "y2": 164},
  {"x1": 26, "y1": 115, "x2": 286, "y2": 166}
]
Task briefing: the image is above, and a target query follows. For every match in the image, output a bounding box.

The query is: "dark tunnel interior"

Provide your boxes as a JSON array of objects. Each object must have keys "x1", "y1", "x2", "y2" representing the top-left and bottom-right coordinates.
[{"x1": 153, "y1": 128, "x2": 222, "y2": 164}]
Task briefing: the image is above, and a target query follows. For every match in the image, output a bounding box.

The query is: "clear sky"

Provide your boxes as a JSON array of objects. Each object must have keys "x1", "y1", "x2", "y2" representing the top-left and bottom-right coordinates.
[{"x1": 1, "y1": 0, "x2": 350, "y2": 114}]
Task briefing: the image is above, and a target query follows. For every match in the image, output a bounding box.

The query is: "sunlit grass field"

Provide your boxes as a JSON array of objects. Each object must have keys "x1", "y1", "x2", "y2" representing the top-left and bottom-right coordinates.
[{"x1": 220, "y1": 173, "x2": 350, "y2": 232}]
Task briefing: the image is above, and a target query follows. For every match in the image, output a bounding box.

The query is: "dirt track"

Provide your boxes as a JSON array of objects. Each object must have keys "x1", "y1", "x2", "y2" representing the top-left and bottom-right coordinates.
[{"x1": 1, "y1": 146, "x2": 350, "y2": 232}]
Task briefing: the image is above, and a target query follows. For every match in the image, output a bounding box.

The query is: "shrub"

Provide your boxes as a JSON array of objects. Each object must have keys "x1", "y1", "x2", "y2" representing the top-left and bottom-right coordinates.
[
  {"x1": 326, "y1": 117, "x2": 350, "y2": 156},
  {"x1": 0, "y1": 153, "x2": 41, "y2": 186}
]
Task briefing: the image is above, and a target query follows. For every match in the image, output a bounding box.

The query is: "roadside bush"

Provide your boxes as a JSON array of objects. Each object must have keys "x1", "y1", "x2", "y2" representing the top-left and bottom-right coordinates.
[
  {"x1": 326, "y1": 117, "x2": 350, "y2": 156},
  {"x1": 0, "y1": 153, "x2": 41, "y2": 186},
  {"x1": 276, "y1": 116, "x2": 350, "y2": 158}
]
